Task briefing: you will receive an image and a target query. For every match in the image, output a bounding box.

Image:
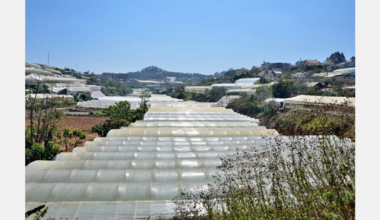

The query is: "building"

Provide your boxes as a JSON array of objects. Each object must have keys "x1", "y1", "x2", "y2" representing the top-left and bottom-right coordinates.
[
  {"x1": 303, "y1": 82, "x2": 326, "y2": 89},
  {"x1": 259, "y1": 62, "x2": 291, "y2": 73},
  {"x1": 257, "y1": 70, "x2": 277, "y2": 80},
  {"x1": 303, "y1": 60, "x2": 320, "y2": 65}
]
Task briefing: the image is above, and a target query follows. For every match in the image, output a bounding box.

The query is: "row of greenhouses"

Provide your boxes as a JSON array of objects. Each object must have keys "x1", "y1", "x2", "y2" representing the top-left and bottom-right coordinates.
[{"x1": 25, "y1": 100, "x2": 295, "y2": 219}]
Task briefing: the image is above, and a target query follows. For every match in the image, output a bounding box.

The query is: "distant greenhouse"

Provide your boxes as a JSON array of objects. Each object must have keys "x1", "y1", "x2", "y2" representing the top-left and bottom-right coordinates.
[
  {"x1": 226, "y1": 88, "x2": 255, "y2": 96},
  {"x1": 184, "y1": 86, "x2": 210, "y2": 94},
  {"x1": 234, "y1": 78, "x2": 260, "y2": 86},
  {"x1": 210, "y1": 83, "x2": 241, "y2": 89}
]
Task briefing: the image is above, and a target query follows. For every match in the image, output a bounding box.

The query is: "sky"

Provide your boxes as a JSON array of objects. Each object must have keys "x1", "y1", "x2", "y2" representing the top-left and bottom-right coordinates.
[{"x1": 25, "y1": 0, "x2": 355, "y2": 75}]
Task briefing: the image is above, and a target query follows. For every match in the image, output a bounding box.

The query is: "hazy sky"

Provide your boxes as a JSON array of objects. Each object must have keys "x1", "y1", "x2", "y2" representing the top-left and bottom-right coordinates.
[{"x1": 25, "y1": 0, "x2": 355, "y2": 75}]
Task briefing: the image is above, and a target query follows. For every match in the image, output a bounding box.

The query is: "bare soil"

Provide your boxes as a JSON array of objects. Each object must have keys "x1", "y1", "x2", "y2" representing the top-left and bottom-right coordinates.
[{"x1": 25, "y1": 116, "x2": 109, "y2": 152}]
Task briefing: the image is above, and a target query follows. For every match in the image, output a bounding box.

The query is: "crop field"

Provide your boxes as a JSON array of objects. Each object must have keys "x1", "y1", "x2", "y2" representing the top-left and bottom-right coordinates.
[{"x1": 25, "y1": 116, "x2": 110, "y2": 152}]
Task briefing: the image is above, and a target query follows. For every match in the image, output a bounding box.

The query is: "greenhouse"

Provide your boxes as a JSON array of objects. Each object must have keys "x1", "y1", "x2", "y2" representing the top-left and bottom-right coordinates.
[
  {"x1": 130, "y1": 121, "x2": 261, "y2": 128},
  {"x1": 234, "y1": 78, "x2": 259, "y2": 86},
  {"x1": 148, "y1": 101, "x2": 213, "y2": 108},
  {"x1": 26, "y1": 101, "x2": 297, "y2": 219},
  {"x1": 91, "y1": 91, "x2": 106, "y2": 99},
  {"x1": 66, "y1": 87, "x2": 93, "y2": 96},
  {"x1": 77, "y1": 100, "x2": 142, "y2": 109},
  {"x1": 212, "y1": 95, "x2": 241, "y2": 107},
  {"x1": 25, "y1": 62, "x2": 42, "y2": 69},
  {"x1": 184, "y1": 86, "x2": 210, "y2": 94},
  {"x1": 226, "y1": 88, "x2": 255, "y2": 95},
  {"x1": 284, "y1": 95, "x2": 355, "y2": 107},
  {"x1": 210, "y1": 83, "x2": 241, "y2": 89},
  {"x1": 77, "y1": 95, "x2": 183, "y2": 109},
  {"x1": 25, "y1": 94, "x2": 74, "y2": 101},
  {"x1": 25, "y1": 73, "x2": 87, "y2": 85}
]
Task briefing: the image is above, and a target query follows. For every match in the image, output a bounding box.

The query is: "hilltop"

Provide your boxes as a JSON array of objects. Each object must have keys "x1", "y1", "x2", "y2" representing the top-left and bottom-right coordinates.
[{"x1": 100, "y1": 66, "x2": 210, "y2": 84}]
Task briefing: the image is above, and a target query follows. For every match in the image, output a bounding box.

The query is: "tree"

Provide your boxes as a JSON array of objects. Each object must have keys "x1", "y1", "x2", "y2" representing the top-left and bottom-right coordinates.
[
  {"x1": 91, "y1": 101, "x2": 148, "y2": 137},
  {"x1": 255, "y1": 85, "x2": 272, "y2": 101},
  {"x1": 255, "y1": 77, "x2": 272, "y2": 84},
  {"x1": 326, "y1": 51, "x2": 346, "y2": 64},
  {"x1": 61, "y1": 127, "x2": 87, "y2": 152},
  {"x1": 207, "y1": 87, "x2": 227, "y2": 102},
  {"x1": 350, "y1": 56, "x2": 355, "y2": 62},
  {"x1": 25, "y1": 85, "x2": 74, "y2": 147},
  {"x1": 139, "y1": 91, "x2": 151, "y2": 113},
  {"x1": 25, "y1": 141, "x2": 61, "y2": 165},
  {"x1": 174, "y1": 84, "x2": 184, "y2": 93},
  {"x1": 272, "y1": 80, "x2": 294, "y2": 98}
]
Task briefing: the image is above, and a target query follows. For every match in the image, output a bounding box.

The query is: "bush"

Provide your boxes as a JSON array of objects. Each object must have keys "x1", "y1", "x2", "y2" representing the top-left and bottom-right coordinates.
[
  {"x1": 169, "y1": 99, "x2": 355, "y2": 220},
  {"x1": 255, "y1": 77, "x2": 272, "y2": 84},
  {"x1": 272, "y1": 80, "x2": 294, "y2": 98},
  {"x1": 89, "y1": 110, "x2": 107, "y2": 116},
  {"x1": 171, "y1": 135, "x2": 355, "y2": 219},
  {"x1": 25, "y1": 142, "x2": 61, "y2": 165},
  {"x1": 91, "y1": 101, "x2": 148, "y2": 137}
]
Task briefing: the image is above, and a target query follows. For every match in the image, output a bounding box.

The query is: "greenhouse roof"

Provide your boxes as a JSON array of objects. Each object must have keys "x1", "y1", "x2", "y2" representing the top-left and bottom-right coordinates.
[
  {"x1": 26, "y1": 94, "x2": 74, "y2": 100},
  {"x1": 285, "y1": 95, "x2": 355, "y2": 107},
  {"x1": 234, "y1": 78, "x2": 259, "y2": 86},
  {"x1": 210, "y1": 83, "x2": 241, "y2": 89}
]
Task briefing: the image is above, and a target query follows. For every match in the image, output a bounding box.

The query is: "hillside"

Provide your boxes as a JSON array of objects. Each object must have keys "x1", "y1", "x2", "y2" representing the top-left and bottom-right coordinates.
[{"x1": 100, "y1": 66, "x2": 211, "y2": 83}]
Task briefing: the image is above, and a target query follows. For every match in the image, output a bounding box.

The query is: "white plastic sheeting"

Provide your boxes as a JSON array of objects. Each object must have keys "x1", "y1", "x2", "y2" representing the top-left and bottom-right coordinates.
[
  {"x1": 147, "y1": 95, "x2": 183, "y2": 102},
  {"x1": 66, "y1": 87, "x2": 92, "y2": 96},
  {"x1": 212, "y1": 95, "x2": 241, "y2": 107},
  {"x1": 26, "y1": 182, "x2": 206, "y2": 202},
  {"x1": 106, "y1": 128, "x2": 278, "y2": 137},
  {"x1": 91, "y1": 91, "x2": 106, "y2": 99},
  {"x1": 148, "y1": 107, "x2": 233, "y2": 113},
  {"x1": 77, "y1": 100, "x2": 141, "y2": 109},
  {"x1": 25, "y1": 201, "x2": 176, "y2": 220},
  {"x1": 184, "y1": 86, "x2": 210, "y2": 93},
  {"x1": 25, "y1": 67, "x2": 56, "y2": 76},
  {"x1": 210, "y1": 83, "x2": 241, "y2": 89},
  {"x1": 26, "y1": 159, "x2": 224, "y2": 171},
  {"x1": 226, "y1": 89, "x2": 255, "y2": 95},
  {"x1": 26, "y1": 168, "x2": 219, "y2": 184},
  {"x1": 25, "y1": 94, "x2": 74, "y2": 101},
  {"x1": 98, "y1": 96, "x2": 142, "y2": 102},
  {"x1": 25, "y1": 62, "x2": 42, "y2": 69},
  {"x1": 25, "y1": 73, "x2": 87, "y2": 84},
  {"x1": 130, "y1": 121, "x2": 261, "y2": 128},
  {"x1": 143, "y1": 112, "x2": 252, "y2": 121},
  {"x1": 284, "y1": 95, "x2": 355, "y2": 107},
  {"x1": 148, "y1": 101, "x2": 213, "y2": 108},
  {"x1": 234, "y1": 78, "x2": 260, "y2": 86}
]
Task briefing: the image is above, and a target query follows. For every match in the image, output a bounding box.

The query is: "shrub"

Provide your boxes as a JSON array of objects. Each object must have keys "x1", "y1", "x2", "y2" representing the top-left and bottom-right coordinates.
[
  {"x1": 25, "y1": 142, "x2": 61, "y2": 165},
  {"x1": 272, "y1": 80, "x2": 294, "y2": 98},
  {"x1": 91, "y1": 101, "x2": 148, "y2": 137},
  {"x1": 171, "y1": 135, "x2": 355, "y2": 219}
]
